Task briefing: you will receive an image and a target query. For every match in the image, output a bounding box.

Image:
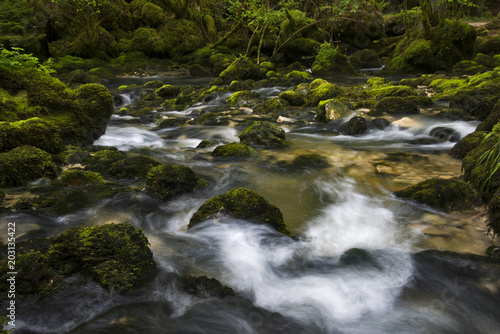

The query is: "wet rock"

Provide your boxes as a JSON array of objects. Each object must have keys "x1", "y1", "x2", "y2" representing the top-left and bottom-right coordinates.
[
  {"x1": 429, "y1": 127, "x2": 461, "y2": 142},
  {"x1": 189, "y1": 64, "x2": 211, "y2": 77},
  {"x1": 239, "y1": 121, "x2": 286, "y2": 147},
  {"x1": 450, "y1": 131, "x2": 488, "y2": 160},
  {"x1": 371, "y1": 118, "x2": 391, "y2": 130},
  {"x1": 48, "y1": 223, "x2": 156, "y2": 292},
  {"x1": 449, "y1": 81, "x2": 500, "y2": 120},
  {"x1": 276, "y1": 153, "x2": 330, "y2": 171},
  {"x1": 212, "y1": 143, "x2": 255, "y2": 158},
  {"x1": 306, "y1": 79, "x2": 344, "y2": 107},
  {"x1": 146, "y1": 164, "x2": 207, "y2": 202},
  {"x1": 109, "y1": 156, "x2": 161, "y2": 179},
  {"x1": 316, "y1": 99, "x2": 350, "y2": 123},
  {"x1": 253, "y1": 97, "x2": 289, "y2": 115},
  {"x1": 279, "y1": 90, "x2": 305, "y2": 106},
  {"x1": 344, "y1": 116, "x2": 370, "y2": 135},
  {"x1": 395, "y1": 178, "x2": 483, "y2": 213},
  {"x1": 189, "y1": 187, "x2": 289, "y2": 235},
  {"x1": 181, "y1": 275, "x2": 235, "y2": 298},
  {"x1": 155, "y1": 85, "x2": 181, "y2": 98},
  {"x1": 375, "y1": 97, "x2": 419, "y2": 114},
  {"x1": 0, "y1": 146, "x2": 58, "y2": 187},
  {"x1": 219, "y1": 57, "x2": 266, "y2": 84},
  {"x1": 60, "y1": 169, "x2": 105, "y2": 187}
]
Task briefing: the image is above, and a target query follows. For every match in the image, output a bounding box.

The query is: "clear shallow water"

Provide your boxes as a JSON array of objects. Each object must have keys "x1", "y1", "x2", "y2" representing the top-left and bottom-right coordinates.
[{"x1": 3, "y1": 82, "x2": 499, "y2": 334}]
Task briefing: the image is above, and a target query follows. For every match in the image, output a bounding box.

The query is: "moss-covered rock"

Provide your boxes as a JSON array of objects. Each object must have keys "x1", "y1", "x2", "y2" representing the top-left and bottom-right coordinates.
[
  {"x1": 228, "y1": 80, "x2": 255, "y2": 92},
  {"x1": 0, "y1": 145, "x2": 58, "y2": 187},
  {"x1": 285, "y1": 70, "x2": 313, "y2": 84},
  {"x1": 316, "y1": 99, "x2": 350, "y2": 123},
  {"x1": 0, "y1": 117, "x2": 63, "y2": 154},
  {"x1": 477, "y1": 99, "x2": 500, "y2": 132},
  {"x1": 145, "y1": 164, "x2": 207, "y2": 202},
  {"x1": 487, "y1": 189, "x2": 500, "y2": 237},
  {"x1": 396, "y1": 178, "x2": 483, "y2": 213},
  {"x1": 189, "y1": 187, "x2": 289, "y2": 235},
  {"x1": 141, "y1": 2, "x2": 165, "y2": 28},
  {"x1": 277, "y1": 153, "x2": 330, "y2": 171},
  {"x1": 306, "y1": 79, "x2": 344, "y2": 107},
  {"x1": 375, "y1": 97, "x2": 419, "y2": 115},
  {"x1": 228, "y1": 90, "x2": 259, "y2": 106},
  {"x1": 0, "y1": 251, "x2": 65, "y2": 300},
  {"x1": 239, "y1": 121, "x2": 286, "y2": 147},
  {"x1": 219, "y1": 57, "x2": 266, "y2": 84},
  {"x1": 131, "y1": 27, "x2": 164, "y2": 57},
  {"x1": 349, "y1": 49, "x2": 381, "y2": 69},
  {"x1": 253, "y1": 97, "x2": 288, "y2": 115},
  {"x1": 107, "y1": 155, "x2": 161, "y2": 180},
  {"x1": 48, "y1": 223, "x2": 156, "y2": 292},
  {"x1": 449, "y1": 131, "x2": 488, "y2": 160},
  {"x1": 181, "y1": 275, "x2": 235, "y2": 298},
  {"x1": 83, "y1": 149, "x2": 125, "y2": 174},
  {"x1": 212, "y1": 143, "x2": 255, "y2": 158},
  {"x1": 159, "y1": 19, "x2": 205, "y2": 59},
  {"x1": 60, "y1": 169, "x2": 105, "y2": 187},
  {"x1": 279, "y1": 90, "x2": 305, "y2": 106},
  {"x1": 449, "y1": 81, "x2": 500, "y2": 120},
  {"x1": 344, "y1": 116, "x2": 370, "y2": 135},
  {"x1": 282, "y1": 37, "x2": 321, "y2": 66},
  {"x1": 311, "y1": 43, "x2": 356, "y2": 76},
  {"x1": 403, "y1": 39, "x2": 434, "y2": 72}
]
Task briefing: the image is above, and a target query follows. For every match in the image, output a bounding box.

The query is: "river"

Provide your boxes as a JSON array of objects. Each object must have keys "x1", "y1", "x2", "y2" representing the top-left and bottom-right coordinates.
[{"x1": 3, "y1": 74, "x2": 500, "y2": 333}]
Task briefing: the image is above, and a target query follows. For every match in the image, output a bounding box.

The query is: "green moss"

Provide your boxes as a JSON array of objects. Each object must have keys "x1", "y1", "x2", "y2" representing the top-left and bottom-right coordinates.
[
  {"x1": 228, "y1": 90, "x2": 259, "y2": 106},
  {"x1": 253, "y1": 97, "x2": 288, "y2": 115},
  {"x1": 477, "y1": 100, "x2": 500, "y2": 132},
  {"x1": 48, "y1": 223, "x2": 155, "y2": 292},
  {"x1": 239, "y1": 121, "x2": 286, "y2": 147},
  {"x1": 277, "y1": 153, "x2": 329, "y2": 171},
  {"x1": 383, "y1": 55, "x2": 413, "y2": 75},
  {"x1": 155, "y1": 85, "x2": 181, "y2": 98},
  {"x1": 188, "y1": 187, "x2": 289, "y2": 235},
  {"x1": 429, "y1": 78, "x2": 468, "y2": 100},
  {"x1": 60, "y1": 169, "x2": 105, "y2": 187},
  {"x1": 212, "y1": 143, "x2": 255, "y2": 158},
  {"x1": 0, "y1": 117, "x2": 63, "y2": 153},
  {"x1": 279, "y1": 90, "x2": 305, "y2": 106},
  {"x1": 307, "y1": 80, "x2": 344, "y2": 107},
  {"x1": 311, "y1": 43, "x2": 356, "y2": 76},
  {"x1": 0, "y1": 251, "x2": 65, "y2": 300},
  {"x1": 219, "y1": 57, "x2": 266, "y2": 84},
  {"x1": 375, "y1": 97, "x2": 419, "y2": 114},
  {"x1": 396, "y1": 178, "x2": 482, "y2": 213},
  {"x1": 131, "y1": 27, "x2": 164, "y2": 57},
  {"x1": 316, "y1": 99, "x2": 350, "y2": 122},
  {"x1": 449, "y1": 80, "x2": 500, "y2": 120},
  {"x1": 197, "y1": 112, "x2": 229, "y2": 126},
  {"x1": 402, "y1": 39, "x2": 434, "y2": 71},
  {"x1": 158, "y1": 19, "x2": 205, "y2": 59},
  {"x1": 141, "y1": 2, "x2": 165, "y2": 28},
  {"x1": 367, "y1": 77, "x2": 387, "y2": 88},
  {"x1": 285, "y1": 70, "x2": 313, "y2": 84},
  {"x1": 83, "y1": 149, "x2": 125, "y2": 174},
  {"x1": 0, "y1": 146, "x2": 58, "y2": 187},
  {"x1": 146, "y1": 164, "x2": 207, "y2": 202},
  {"x1": 109, "y1": 155, "x2": 161, "y2": 179}
]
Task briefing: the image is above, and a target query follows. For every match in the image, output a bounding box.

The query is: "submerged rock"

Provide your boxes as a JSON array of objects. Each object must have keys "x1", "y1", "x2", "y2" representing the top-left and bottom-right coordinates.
[
  {"x1": 344, "y1": 116, "x2": 371, "y2": 135},
  {"x1": 212, "y1": 143, "x2": 255, "y2": 158},
  {"x1": 395, "y1": 178, "x2": 483, "y2": 213},
  {"x1": 146, "y1": 164, "x2": 207, "y2": 202},
  {"x1": 276, "y1": 153, "x2": 330, "y2": 171},
  {"x1": 189, "y1": 187, "x2": 289, "y2": 235},
  {"x1": 181, "y1": 275, "x2": 235, "y2": 298},
  {"x1": 239, "y1": 121, "x2": 286, "y2": 147}
]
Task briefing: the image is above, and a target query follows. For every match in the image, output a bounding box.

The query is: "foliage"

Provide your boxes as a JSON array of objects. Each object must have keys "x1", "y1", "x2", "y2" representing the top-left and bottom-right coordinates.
[{"x1": 0, "y1": 46, "x2": 54, "y2": 74}]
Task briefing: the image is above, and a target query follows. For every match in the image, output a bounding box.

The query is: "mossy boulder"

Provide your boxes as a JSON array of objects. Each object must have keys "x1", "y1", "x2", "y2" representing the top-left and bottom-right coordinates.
[
  {"x1": 367, "y1": 85, "x2": 417, "y2": 99},
  {"x1": 189, "y1": 187, "x2": 289, "y2": 235},
  {"x1": 0, "y1": 251, "x2": 65, "y2": 300},
  {"x1": 396, "y1": 178, "x2": 483, "y2": 213},
  {"x1": 277, "y1": 153, "x2": 330, "y2": 171},
  {"x1": 344, "y1": 116, "x2": 371, "y2": 136},
  {"x1": 155, "y1": 85, "x2": 181, "y2": 98},
  {"x1": 306, "y1": 79, "x2": 344, "y2": 107},
  {"x1": 402, "y1": 39, "x2": 434, "y2": 72},
  {"x1": 141, "y1": 2, "x2": 165, "y2": 28},
  {"x1": 212, "y1": 143, "x2": 255, "y2": 158},
  {"x1": 0, "y1": 117, "x2": 63, "y2": 154},
  {"x1": 229, "y1": 80, "x2": 255, "y2": 92},
  {"x1": 228, "y1": 90, "x2": 259, "y2": 106},
  {"x1": 0, "y1": 146, "x2": 58, "y2": 186},
  {"x1": 487, "y1": 189, "x2": 500, "y2": 237},
  {"x1": 239, "y1": 121, "x2": 286, "y2": 147},
  {"x1": 279, "y1": 90, "x2": 305, "y2": 106},
  {"x1": 316, "y1": 99, "x2": 350, "y2": 123},
  {"x1": 349, "y1": 49, "x2": 381, "y2": 69},
  {"x1": 159, "y1": 19, "x2": 205, "y2": 59},
  {"x1": 145, "y1": 164, "x2": 207, "y2": 202},
  {"x1": 477, "y1": 99, "x2": 500, "y2": 132},
  {"x1": 311, "y1": 44, "x2": 356, "y2": 76},
  {"x1": 449, "y1": 131, "x2": 488, "y2": 160},
  {"x1": 282, "y1": 37, "x2": 321, "y2": 66},
  {"x1": 48, "y1": 223, "x2": 156, "y2": 292},
  {"x1": 449, "y1": 81, "x2": 500, "y2": 120},
  {"x1": 219, "y1": 57, "x2": 266, "y2": 84},
  {"x1": 181, "y1": 275, "x2": 235, "y2": 298},
  {"x1": 375, "y1": 97, "x2": 419, "y2": 115},
  {"x1": 109, "y1": 156, "x2": 161, "y2": 179},
  {"x1": 83, "y1": 149, "x2": 126, "y2": 174},
  {"x1": 60, "y1": 169, "x2": 105, "y2": 187},
  {"x1": 285, "y1": 70, "x2": 313, "y2": 84},
  {"x1": 253, "y1": 97, "x2": 288, "y2": 115}
]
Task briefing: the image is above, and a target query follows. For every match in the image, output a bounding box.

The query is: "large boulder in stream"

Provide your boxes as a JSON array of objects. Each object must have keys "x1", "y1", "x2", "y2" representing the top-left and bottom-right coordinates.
[
  {"x1": 239, "y1": 121, "x2": 286, "y2": 147},
  {"x1": 146, "y1": 164, "x2": 207, "y2": 202},
  {"x1": 189, "y1": 187, "x2": 289, "y2": 235},
  {"x1": 375, "y1": 97, "x2": 419, "y2": 115},
  {"x1": 395, "y1": 178, "x2": 483, "y2": 213},
  {"x1": 219, "y1": 57, "x2": 266, "y2": 84}
]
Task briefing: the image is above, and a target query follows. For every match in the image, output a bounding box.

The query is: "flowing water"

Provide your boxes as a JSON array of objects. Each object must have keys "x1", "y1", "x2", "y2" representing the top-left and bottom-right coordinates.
[{"x1": 2, "y1": 76, "x2": 500, "y2": 334}]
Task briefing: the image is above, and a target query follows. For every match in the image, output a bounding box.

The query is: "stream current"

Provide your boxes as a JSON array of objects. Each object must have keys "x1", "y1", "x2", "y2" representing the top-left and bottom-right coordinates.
[{"x1": 2, "y1": 75, "x2": 500, "y2": 333}]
